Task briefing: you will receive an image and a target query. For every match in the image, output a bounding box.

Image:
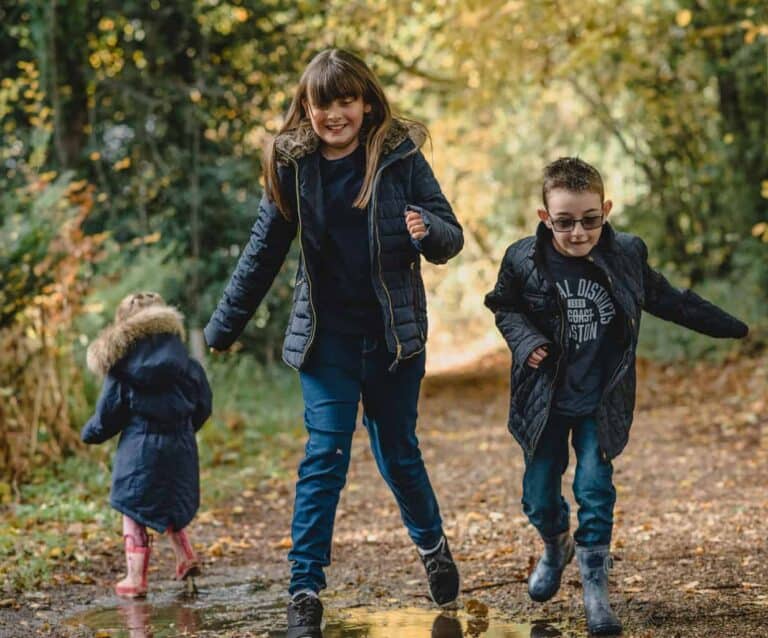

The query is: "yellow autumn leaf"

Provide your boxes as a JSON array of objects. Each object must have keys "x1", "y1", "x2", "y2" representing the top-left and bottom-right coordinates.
[
  {"x1": 273, "y1": 536, "x2": 292, "y2": 549},
  {"x1": 676, "y1": 9, "x2": 692, "y2": 28},
  {"x1": 751, "y1": 222, "x2": 767, "y2": 239},
  {"x1": 761, "y1": 180, "x2": 768, "y2": 198},
  {"x1": 113, "y1": 157, "x2": 131, "y2": 171}
]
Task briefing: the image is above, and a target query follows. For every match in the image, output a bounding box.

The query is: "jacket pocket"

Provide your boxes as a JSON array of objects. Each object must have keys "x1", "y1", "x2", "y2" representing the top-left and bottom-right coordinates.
[
  {"x1": 409, "y1": 262, "x2": 426, "y2": 340},
  {"x1": 285, "y1": 276, "x2": 305, "y2": 336}
]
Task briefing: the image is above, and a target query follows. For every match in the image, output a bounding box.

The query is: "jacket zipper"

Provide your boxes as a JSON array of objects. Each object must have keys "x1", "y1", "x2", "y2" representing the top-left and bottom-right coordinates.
[
  {"x1": 587, "y1": 254, "x2": 634, "y2": 460},
  {"x1": 288, "y1": 157, "x2": 318, "y2": 370}
]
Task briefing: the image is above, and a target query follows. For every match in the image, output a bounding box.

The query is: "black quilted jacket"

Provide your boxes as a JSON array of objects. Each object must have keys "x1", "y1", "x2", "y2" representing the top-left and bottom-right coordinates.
[
  {"x1": 485, "y1": 222, "x2": 748, "y2": 461},
  {"x1": 204, "y1": 120, "x2": 463, "y2": 370}
]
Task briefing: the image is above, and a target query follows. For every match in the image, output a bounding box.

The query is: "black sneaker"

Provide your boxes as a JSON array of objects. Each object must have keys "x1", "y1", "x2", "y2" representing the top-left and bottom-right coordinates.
[
  {"x1": 287, "y1": 592, "x2": 323, "y2": 638},
  {"x1": 419, "y1": 537, "x2": 460, "y2": 607}
]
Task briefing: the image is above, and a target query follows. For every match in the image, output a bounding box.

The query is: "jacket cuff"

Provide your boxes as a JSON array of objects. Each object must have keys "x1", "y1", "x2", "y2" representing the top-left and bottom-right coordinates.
[{"x1": 203, "y1": 321, "x2": 234, "y2": 352}]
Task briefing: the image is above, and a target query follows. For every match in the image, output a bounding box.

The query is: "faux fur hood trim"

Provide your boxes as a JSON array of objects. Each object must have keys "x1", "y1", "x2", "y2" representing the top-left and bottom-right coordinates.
[
  {"x1": 273, "y1": 118, "x2": 426, "y2": 164},
  {"x1": 87, "y1": 305, "x2": 186, "y2": 376}
]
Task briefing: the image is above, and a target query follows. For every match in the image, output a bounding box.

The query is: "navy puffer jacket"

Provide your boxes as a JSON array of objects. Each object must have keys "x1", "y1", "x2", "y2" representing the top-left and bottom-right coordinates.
[
  {"x1": 82, "y1": 305, "x2": 212, "y2": 533},
  {"x1": 204, "y1": 119, "x2": 464, "y2": 370},
  {"x1": 485, "y1": 222, "x2": 748, "y2": 461}
]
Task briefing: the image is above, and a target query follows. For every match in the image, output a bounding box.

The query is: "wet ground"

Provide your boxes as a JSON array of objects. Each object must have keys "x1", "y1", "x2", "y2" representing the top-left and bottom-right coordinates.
[
  {"x1": 63, "y1": 572, "x2": 571, "y2": 638},
  {"x1": 2, "y1": 353, "x2": 767, "y2": 637}
]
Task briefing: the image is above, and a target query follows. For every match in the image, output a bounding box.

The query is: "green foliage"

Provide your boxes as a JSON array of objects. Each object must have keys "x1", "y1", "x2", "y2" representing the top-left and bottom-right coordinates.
[
  {"x1": 200, "y1": 354, "x2": 303, "y2": 468},
  {"x1": 0, "y1": 166, "x2": 76, "y2": 328}
]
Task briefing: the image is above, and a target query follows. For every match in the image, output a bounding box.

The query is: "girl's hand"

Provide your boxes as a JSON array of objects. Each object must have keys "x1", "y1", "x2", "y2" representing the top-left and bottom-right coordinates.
[
  {"x1": 405, "y1": 209, "x2": 428, "y2": 240},
  {"x1": 527, "y1": 346, "x2": 549, "y2": 369}
]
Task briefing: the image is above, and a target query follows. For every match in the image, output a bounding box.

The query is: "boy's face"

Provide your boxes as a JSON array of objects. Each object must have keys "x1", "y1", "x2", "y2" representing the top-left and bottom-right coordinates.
[{"x1": 537, "y1": 188, "x2": 612, "y2": 258}]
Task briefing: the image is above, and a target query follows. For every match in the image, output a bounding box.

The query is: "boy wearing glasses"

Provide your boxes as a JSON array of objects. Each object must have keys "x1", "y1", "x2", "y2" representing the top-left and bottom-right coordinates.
[{"x1": 484, "y1": 157, "x2": 748, "y2": 635}]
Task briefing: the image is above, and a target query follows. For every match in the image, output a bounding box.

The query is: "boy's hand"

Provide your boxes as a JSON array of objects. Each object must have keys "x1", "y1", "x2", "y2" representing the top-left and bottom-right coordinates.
[
  {"x1": 527, "y1": 346, "x2": 549, "y2": 369},
  {"x1": 405, "y1": 209, "x2": 428, "y2": 240}
]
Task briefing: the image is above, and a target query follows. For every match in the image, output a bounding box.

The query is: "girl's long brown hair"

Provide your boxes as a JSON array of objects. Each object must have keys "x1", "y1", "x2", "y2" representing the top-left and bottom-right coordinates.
[{"x1": 265, "y1": 49, "x2": 421, "y2": 219}]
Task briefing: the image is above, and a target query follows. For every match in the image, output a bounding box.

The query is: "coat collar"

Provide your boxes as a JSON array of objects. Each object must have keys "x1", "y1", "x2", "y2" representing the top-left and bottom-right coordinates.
[
  {"x1": 87, "y1": 305, "x2": 186, "y2": 376},
  {"x1": 273, "y1": 118, "x2": 426, "y2": 165}
]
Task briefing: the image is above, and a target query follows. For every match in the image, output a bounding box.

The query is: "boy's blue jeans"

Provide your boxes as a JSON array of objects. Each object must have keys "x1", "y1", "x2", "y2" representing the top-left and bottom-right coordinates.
[
  {"x1": 288, "y1": 330, "x2": 444, "y2": 595},
  {"x1": 522, "y1": 415, "x2": 616, "y2": 547}
]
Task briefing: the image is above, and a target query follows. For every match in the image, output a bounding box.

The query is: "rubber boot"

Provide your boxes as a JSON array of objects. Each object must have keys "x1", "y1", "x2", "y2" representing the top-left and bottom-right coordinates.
[
  {"x1": 528, "y1": 529, "x2": 574, "y2": 602},
  {"x1": 576, "y1": 545, "x2": 622, "y2": 635},
  {"x1": 168, "y1": 528, "x2": 201, "y2": 581},
  {"x1": 115, "y1": 535, "x2": 152, "y2": 598}
]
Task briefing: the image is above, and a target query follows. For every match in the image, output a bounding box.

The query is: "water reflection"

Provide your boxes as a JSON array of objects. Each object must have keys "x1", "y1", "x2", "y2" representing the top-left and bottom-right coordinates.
[
  {"x1": 319, "y1": 607, "x2": 564, "y2": 638},
  {"x1": 431, "y1": 613, "x2": 463, "y2": 637},
  {"x1": 529, "y1": 624, "x2": 563, "y2": 638},
  {"x1": 67, "y1": 584, "x2": 565, "y2": 638},
  {"x1": 74, "y1": 599, "x2": 202, "y2": 638}
]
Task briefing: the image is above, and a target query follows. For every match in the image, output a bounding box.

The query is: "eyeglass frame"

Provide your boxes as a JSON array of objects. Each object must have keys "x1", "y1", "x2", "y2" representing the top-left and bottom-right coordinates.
[{"x1": 547, "y1": 213, "x2": 605, "y2": 233}]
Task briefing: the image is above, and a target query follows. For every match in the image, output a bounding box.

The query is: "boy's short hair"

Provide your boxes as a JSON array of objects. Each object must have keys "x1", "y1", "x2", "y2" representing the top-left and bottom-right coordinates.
[
  {"x1": 542, "y1": 157, "x2": 604, "y2": 208},
  {"x1": 115, "y1": 292, "x2": 165, "y2": 323}
]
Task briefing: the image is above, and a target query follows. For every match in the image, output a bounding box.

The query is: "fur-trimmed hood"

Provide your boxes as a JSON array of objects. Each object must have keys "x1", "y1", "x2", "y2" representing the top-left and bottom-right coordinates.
[
  {"x1": 273, "y1": 118, "x2": 427, "y2": 165},
  {"x1": 87, "y1": 305, "x2": 186, "y2": 376}
]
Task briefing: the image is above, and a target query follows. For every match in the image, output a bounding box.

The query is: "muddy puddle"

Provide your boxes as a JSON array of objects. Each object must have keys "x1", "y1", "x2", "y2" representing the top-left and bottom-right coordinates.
[{"x1": 65, "y1": 576, "x2": 572, "y2": 637}]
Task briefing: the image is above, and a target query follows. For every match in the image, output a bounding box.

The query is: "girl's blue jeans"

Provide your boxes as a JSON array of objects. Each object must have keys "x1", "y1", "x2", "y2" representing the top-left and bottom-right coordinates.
[
  {"x1": 288, "y1": 329, "x2": 444, "y2": 594},
  {"x1": 522, "y1": 415, "x2": 616, "y2": 547}
]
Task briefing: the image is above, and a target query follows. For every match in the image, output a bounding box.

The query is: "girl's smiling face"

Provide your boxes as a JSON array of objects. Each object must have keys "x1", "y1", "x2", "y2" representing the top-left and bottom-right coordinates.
[
  {"x1": 304, "y1": 95, "x2": 371, "y2": 160},
  {"x1": 537, "y1": 188, "x2": 612, "y2": 258}
]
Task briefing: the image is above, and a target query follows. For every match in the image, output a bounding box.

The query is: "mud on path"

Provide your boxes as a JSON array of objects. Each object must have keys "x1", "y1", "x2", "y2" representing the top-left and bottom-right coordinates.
[{"x1": 2, "y1": 352, "x2": 767, "y2": 637}]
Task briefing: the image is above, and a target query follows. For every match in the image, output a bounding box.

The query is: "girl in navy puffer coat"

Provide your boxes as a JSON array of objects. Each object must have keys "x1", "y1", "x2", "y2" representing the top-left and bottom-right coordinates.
[
  {"x1": 82, "y1": 292, "x2": 212, "y2": 598},
  {"x1": 205, "y1": 49, "x2": 463, "y2": 636}
]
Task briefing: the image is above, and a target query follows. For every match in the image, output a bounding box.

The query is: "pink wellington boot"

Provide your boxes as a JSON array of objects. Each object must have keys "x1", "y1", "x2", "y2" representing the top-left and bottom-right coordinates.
[
  {"x1": 168, "y1": 528, "x2": 201, "y2": 581},
  {"x1": 115, "y1": 534, "x2": 152, "y2": 598}
]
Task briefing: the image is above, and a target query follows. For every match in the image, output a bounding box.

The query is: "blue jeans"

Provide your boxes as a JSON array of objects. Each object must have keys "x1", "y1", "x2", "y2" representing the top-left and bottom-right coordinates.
[
  {"x1": 522, "y1": 415, "x2": 616, "y2": 547},
  {"x1": 288, "y1": 330, "x2": 444, "y2": 594}
]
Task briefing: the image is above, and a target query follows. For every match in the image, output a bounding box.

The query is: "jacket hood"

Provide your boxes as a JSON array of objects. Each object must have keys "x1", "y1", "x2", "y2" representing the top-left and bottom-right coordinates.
[
  {"x1": 87, "y1": 305, "x2": 186, "y2": 377},
  {"x1": 273, "y1": 118, "x2": 427, "y2": 165}
]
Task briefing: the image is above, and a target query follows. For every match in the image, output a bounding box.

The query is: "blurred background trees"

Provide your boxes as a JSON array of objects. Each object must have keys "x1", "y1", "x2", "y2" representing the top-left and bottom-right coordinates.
[{"x1": 1, "y1": 0, "x2": 766, "y2": 483}]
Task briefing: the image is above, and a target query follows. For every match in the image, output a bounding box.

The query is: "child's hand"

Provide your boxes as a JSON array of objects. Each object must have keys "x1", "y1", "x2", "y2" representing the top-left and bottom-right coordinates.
[
  {"x1": 405, "y1": 208, "x2": 428, "y2": 240},
  {"x1": 527, "y1": 346, "x2": 549, "y2": 369}
]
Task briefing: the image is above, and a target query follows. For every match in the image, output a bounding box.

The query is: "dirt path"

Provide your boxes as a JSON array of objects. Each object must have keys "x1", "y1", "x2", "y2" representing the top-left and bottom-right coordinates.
[{"x1": 2, "y1": 353, "x2": 767, "y2": 637}]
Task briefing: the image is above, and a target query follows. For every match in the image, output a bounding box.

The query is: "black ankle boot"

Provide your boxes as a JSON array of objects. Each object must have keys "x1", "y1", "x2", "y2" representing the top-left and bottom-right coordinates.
[
  {"x1": 575, "y1": 545, "x2": 622, "y2": 635},
  {"x1": 528, "y1": 529, "x2": 574, "y2": 602},
  {"x1": 287, "y1": 592, "x2": 323, "y2": 638}
]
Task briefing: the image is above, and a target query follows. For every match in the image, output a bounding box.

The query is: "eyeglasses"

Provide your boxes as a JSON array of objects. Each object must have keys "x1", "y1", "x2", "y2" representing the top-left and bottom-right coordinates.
[{"x1": 548, "y1": 214, "x2": 604, "y2": 233}]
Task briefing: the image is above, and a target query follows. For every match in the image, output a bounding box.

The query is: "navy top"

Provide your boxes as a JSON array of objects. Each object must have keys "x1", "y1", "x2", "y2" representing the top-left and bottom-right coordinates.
[
  {"x1": 545, "y1": 242, "x2": 619, "y2": 417},
  {"x1": 316, "y1": 145, "x2": 383, "y2": 335}
]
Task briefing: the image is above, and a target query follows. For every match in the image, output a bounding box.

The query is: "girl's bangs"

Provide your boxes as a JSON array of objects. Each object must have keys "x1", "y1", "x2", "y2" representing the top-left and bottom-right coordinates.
[{"x1": 306, "y1": 62, "x2": 366, "y2": 107}]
